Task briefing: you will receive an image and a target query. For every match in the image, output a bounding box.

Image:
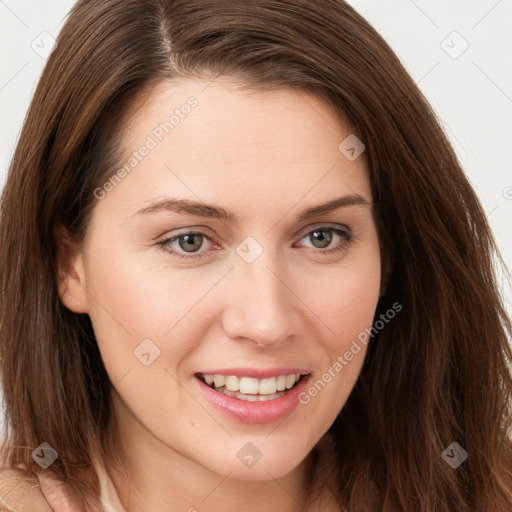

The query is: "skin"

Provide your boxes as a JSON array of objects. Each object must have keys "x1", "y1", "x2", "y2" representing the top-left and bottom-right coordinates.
[{"x1": 53, "y1": 77, "x2": 382, "y2": 511}]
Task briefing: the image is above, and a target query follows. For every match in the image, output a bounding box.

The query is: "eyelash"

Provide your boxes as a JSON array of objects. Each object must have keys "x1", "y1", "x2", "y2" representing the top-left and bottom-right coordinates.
[{"x1": 156, "y1": 225, "x2": 354, "y2": 260}]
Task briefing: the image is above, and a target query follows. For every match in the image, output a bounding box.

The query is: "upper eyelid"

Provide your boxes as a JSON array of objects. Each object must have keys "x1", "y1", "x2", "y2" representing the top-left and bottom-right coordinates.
[
  {"x1": 166, "y1": 222, "x2": 351, "y2": 240},
  {"x1": 296, "y1": 223, "x2": 351, "y2": 238}
]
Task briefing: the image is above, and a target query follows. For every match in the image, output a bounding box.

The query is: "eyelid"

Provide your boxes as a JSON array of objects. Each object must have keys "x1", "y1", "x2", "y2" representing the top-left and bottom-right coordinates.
[{"x1": 295, "y1": 222, "x2": 351, "y2": 239}]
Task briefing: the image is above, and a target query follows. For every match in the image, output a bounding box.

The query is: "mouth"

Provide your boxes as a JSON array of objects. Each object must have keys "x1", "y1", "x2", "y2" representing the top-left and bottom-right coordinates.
[{"x1": 194, "y1": 372, "x2": 310, "y2": 402}]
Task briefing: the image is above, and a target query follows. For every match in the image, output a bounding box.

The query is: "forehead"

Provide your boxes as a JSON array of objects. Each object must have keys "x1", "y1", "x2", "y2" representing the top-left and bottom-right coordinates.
[
  {"x1": 93, "y1": 77, "x2": 371, "y2": 224},
  {"x1": 122, "y1": 76, "x2": 365, "y2": 163}
]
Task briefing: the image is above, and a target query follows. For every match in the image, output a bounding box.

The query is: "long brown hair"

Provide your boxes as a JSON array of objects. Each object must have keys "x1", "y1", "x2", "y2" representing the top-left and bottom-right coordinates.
[{"x1": 1, "y1": 1, "x2": 511, "y2": 510}]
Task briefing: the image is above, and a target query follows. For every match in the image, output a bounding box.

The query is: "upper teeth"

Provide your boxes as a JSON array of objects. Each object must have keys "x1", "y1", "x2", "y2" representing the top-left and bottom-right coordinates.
[{"x1": 202, "y1": 374, "x2": 301, "y2": 394}]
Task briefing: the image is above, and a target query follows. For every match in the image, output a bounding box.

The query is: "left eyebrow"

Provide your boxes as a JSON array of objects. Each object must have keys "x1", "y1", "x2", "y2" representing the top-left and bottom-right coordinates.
[{"x1": 132, "y1": 193, "x2": 371, "y2": 223}]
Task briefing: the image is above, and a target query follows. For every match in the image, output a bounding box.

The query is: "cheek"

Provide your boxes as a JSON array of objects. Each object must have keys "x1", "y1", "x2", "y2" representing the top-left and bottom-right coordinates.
[
  {"x1": 293, "y1": 240, "x2": 380, "y2": 418},
  {"x1": 305, "y1": 266, "x2": 378, "y2": 371},
  {"x1": 82, "y1": 246, "x2": 199, "y2": 426},
  {"x1": 85, "y1": 229, "x2": 234, "y2": 326},
  {"x1": 297, "y1": 238, "x2": 381, "y2": 348},
  {"x1": 327, "y1": 266, "x2": 380, "y2": 343},
  {"x1": 82, "y1": 239, "x2": 229, "y2": 380}
]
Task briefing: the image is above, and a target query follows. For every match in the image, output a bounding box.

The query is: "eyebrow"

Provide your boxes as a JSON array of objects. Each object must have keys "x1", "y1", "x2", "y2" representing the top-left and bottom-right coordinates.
[{"x1": 133, "y1": 193, "x2": 371, "y2": 223}]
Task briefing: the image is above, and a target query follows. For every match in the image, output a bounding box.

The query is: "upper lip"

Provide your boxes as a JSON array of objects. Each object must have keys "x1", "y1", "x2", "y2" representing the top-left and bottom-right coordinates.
[{"x1": 195, "y1": 367, "x2": 311, "y2": 379}]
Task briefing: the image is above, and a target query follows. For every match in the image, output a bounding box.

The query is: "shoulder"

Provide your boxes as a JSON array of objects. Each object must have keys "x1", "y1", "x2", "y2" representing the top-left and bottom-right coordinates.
[{"x1": 0, "y1": 468, "x2": 52, "y2": 512}]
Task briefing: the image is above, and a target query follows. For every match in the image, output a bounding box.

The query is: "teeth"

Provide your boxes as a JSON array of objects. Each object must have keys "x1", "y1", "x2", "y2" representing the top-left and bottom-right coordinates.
[
  {"x1": 225, "y1": 375, "x2": 241, "y2": 392},
  {"x1": 219, "y1": 387, "x2": 287, "y2": 401},
  {"x1": 213, "y1": 374, "x2": 226, "y2": 387},
  {"x1": 239, "y1": 377, "x2": 259, "y2": 394},
  {"x1": 285, "y1": 375, "x2": 296, "y2": 389},
  {"x1": 276, "y1": 375, "x2": 287, "y2": 391},
  {"x1": 201, "y1": 373, "x2": 303, "y2": 395}
]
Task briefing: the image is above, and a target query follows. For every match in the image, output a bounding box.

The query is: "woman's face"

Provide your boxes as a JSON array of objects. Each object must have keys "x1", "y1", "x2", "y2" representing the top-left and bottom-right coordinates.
[{"x1": 60, "y1": 78, "x2": 381, "y2": 482}]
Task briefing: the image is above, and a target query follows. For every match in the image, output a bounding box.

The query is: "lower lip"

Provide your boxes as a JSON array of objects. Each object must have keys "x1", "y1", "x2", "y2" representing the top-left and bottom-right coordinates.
[{"x1": 194, "y1": 374, "x2": 311, "y2": 424}]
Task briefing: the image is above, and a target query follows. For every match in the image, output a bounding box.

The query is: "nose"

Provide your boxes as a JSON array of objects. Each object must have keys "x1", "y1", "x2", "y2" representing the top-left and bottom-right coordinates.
[{"x1": 221, "y1": 246, "x2": 302, "y2": 348}]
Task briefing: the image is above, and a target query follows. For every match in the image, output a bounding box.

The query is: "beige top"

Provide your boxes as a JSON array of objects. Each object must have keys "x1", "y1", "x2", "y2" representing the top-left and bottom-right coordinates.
[{"x1": 0, "y1": 467, "x2": 52, "y2": 512}]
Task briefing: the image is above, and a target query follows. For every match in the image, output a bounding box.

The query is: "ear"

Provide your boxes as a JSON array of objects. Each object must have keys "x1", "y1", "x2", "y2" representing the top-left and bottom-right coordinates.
[{"x1": 54, "y1": 224, "x2": 89, "y2": 314}]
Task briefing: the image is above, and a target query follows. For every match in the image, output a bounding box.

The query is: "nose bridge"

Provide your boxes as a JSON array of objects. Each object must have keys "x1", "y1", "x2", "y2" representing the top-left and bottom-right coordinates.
[{"x1": 222, "y1": 239, "x2": 298, "y2": 346}]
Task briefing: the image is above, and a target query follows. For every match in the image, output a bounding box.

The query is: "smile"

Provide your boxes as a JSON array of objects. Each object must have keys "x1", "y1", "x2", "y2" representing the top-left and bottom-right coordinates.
[
  {"x1": 194, "y1": 372, "x2": 312, "y2": 424},
  {"x1": 196, "y1": 373, "x2": 306, "y2": 402}
]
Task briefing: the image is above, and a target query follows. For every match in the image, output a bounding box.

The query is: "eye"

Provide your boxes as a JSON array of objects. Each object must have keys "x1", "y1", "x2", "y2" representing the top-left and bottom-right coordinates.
[
  {"x1": 156, "y1": 231, "x2": 216, "y2": 260},
  {"x1": 295, "y1": 225, "x2": 353, "y2": 256},
  {"x1": 156, "y1": 224, "x2": 354, "y2": 260}
]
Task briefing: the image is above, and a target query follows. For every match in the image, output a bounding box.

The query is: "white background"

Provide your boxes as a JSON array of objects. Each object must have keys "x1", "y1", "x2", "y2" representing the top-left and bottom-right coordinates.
[{"x1": 1, "y1": 1, "x2": 511, "y2": 418}]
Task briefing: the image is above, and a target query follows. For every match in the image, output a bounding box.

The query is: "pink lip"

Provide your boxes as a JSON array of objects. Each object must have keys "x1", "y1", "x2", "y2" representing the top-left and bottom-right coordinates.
[
  {"x1": 195, "y1": 367, "x2": 311, "y2": 379},
  {"x1": 194, "y1": 373, "x2": 311, "y2": 424}
]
